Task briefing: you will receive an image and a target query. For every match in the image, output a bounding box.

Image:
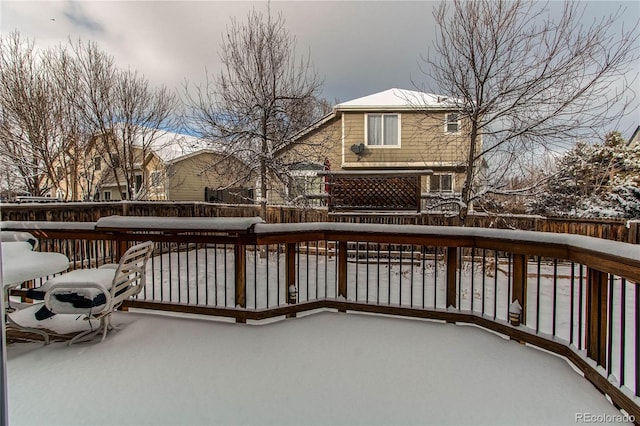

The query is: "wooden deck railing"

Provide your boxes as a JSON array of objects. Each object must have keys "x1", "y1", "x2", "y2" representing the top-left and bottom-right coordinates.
[
  {"x1": 3, "y1": 217, "x2": 639, "y2": 421},
  {"x1": 1, "y1": 201, "x2": 637, "y2": 242}
]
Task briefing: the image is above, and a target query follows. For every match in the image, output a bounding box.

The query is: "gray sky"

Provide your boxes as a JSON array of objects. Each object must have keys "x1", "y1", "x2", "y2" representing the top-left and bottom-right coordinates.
[{"x1": 2, "y1": 0, "x2": 639, "y2": 136}]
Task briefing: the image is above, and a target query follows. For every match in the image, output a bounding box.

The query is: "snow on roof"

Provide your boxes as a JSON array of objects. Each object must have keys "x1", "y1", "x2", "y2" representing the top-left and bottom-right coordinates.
[
  {"x1": 289, "y1": 89, "x2": 456, "y2": 144},
  {"x1": 105, "y1": 124, "x2": 226, "y2": 164},
  {"x1": 144, "y1": 130, "x2": 223, "y2": 164},
  {"x1": 335, "y1": 88, "x2": 456, "y2": 111}
]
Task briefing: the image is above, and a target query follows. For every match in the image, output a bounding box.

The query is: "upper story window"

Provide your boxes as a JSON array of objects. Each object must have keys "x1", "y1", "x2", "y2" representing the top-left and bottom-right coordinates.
[
  {"x1": 150, "y1": 171, "x2": 163, "y2": 187},
  {"x1": 445, "y1": 113, "x2": 460, "y2": 133},
  {"x1": 366, "y1": 114, "x2": 400, "y2": 146},
  {"x1": 94, "y1": 157, "x2": 101, "y2": 171},
  {"x1": 135, "y1": 174, "x2": 143, "y2": 192},
  {"x1": 110, "y1": 153, "x2": 120, "y2": 167},
  {"x1": 430, "y1": 174, "x2": 453, "y2": 192}
]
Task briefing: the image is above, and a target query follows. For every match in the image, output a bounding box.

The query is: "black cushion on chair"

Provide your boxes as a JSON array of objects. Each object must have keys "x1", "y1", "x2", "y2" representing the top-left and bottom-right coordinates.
[
  {"x1": 55, "y1": 292, "x2": 108, "y2": 309},
  {"x1": 35, "y1": 306, "x2": 55, "y2": 320},
  {"x1": 26, "y1": 288, "x2": 45, "y2": 300},
  {"x1": 33, "y1": 293, "x2": 108, "y2": 321}
]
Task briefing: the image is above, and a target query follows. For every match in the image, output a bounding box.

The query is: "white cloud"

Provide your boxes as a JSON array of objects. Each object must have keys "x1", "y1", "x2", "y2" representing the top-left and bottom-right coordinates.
[{"x1": 1, "y1": 0, "x2": 638, "y2": 135}]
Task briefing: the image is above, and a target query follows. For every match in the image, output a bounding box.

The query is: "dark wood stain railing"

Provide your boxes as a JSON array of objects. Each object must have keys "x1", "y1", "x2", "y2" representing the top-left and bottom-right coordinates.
[
  {"x1": 1, "y1": 202, "x2": 637, "y2": 242},
  {"x1": 2, "y1": 218, "x2": 639, "y2": 422}
]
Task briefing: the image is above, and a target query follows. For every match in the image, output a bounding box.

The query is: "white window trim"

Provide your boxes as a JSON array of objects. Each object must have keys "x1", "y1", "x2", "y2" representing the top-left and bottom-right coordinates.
[
  {"x1": 444, "y1": 113, "x2": 461, "y2": 134},
  {"x1": 364, "y1": 113, "x2": 401, "y2": 148}
]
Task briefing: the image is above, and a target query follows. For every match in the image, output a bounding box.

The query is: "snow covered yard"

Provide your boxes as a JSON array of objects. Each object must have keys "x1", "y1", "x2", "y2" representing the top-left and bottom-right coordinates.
[{"x1": 6, "y1": 310, "x2": 630, "y2": 425}]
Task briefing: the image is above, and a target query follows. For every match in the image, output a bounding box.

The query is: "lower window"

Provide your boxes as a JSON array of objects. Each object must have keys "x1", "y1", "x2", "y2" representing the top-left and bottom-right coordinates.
[{"x1": 430, "y1": 174, "x2": 453, "y2": 192}]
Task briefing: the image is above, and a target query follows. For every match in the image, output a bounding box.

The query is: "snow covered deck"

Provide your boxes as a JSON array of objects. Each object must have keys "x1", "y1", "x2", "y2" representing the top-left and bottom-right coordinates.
[
  {"x1": 6, "y1": 310, "x2": 631, "y2": 425},
  {"x1": 3, "y1": 218, "x2": 639, "y2": 423}
]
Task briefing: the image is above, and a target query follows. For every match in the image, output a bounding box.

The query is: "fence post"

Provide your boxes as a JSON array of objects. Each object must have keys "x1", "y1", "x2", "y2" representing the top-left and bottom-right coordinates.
[
  {"x1": 338, "y1": 241, "x2": 348, "y2": 305},
  {"x1": 446, "y1": 247, "x2": 457, "y2": 309},
  {"x1": 586, "y1": 268, "x2": 608, "y2": 368},
  {"x1": 117, "y1": 239, "x2": 127, "y2": 261},
  {"x1": 628, "y1": 220, "x2": 639, "y2": 244},
  {"x1": 512, "y1": 254, "x2": 528, "y2": 325},
  {"x1": 234, "y1": 243, "x2": 246, "y2": 313}
]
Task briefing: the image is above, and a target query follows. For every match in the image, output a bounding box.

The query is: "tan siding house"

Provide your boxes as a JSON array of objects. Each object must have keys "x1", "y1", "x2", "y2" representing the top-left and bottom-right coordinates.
[
  {"x1": 278, "y1": 88, "x2": 474, "y2": 206},
  {"x1": 166, "y1": 150, "x2": 253, "y2": 202},
  {"x1": 269, "y1": 115, "x2": 341, "y2": 205},
  {"x1": 82, "y1": 129, "x2": 253, "y2": 202}
]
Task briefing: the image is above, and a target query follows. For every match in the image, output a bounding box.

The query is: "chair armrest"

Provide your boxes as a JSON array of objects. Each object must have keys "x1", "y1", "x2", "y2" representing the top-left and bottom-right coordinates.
[
  {"x1": 44, "y1": 282, "x2": 113, "y2": 315},
  {"x1": 98, "y1": 263, "x2": 119, "y2": 270}
]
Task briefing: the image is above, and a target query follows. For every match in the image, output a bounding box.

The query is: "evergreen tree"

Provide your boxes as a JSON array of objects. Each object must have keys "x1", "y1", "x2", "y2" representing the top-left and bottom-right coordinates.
[{"x1": 527, "y1": 132, "x2": 640, "y2": 218}]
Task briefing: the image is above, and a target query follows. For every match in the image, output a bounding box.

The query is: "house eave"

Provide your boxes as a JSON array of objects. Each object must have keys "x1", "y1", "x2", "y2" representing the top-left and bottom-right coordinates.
[{"x1": 334, "y1": 105, "x2": 454, "y2": 113}]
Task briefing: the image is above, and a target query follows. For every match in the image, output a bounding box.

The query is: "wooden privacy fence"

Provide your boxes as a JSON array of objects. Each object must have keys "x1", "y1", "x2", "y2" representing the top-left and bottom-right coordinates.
[
  {"x1": 629, "y1": 220, "x2": 640, "y2": 245},
  {"x1": 0, "y1": 201, "x2": 637, "y2": 242},
  {"x1": 3, "y1": 217, "x2": 639, "y2": 420}
]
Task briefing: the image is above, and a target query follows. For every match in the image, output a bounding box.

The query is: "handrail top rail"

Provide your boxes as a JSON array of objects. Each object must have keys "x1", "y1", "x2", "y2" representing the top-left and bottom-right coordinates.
[
  {"x1": 254, "y1": 223, "x2": 640, "y2": 281},
  {"x1": 2, "y1": 218, "x2": 638, "y2": 280},
  {"x1": 254, "y1": 222, "x2": 638, "y2": 256},
  {"x1": 94, "y1": 215, "x2": 264, "y2": 233},
  {"x1": 2, "y1": 218, "x2": 637, "y2": 259},
  {"x1": 0, "y1": 221, "x2": 96, "y2": 231}
]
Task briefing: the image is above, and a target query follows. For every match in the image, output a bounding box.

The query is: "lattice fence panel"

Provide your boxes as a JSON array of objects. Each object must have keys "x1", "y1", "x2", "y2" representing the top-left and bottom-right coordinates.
[{"x1": 328, "y1": 175, "x2": 420, "y2": 211}]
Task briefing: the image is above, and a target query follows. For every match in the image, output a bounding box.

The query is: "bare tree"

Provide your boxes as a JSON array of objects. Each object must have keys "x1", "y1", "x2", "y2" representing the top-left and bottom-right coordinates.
[
  {"x1": 64, "y1": 39, "x2": 178, "y2": 200},
  {"x1": 0, "y1": 32, "x2": 68, "y2": 198},
  {"x1": 0, "y1": 33, "x2": 178, "y2": 201},
  {"x1": 421, "y1": 0, "x2": 639, "y2": 222},
  {"x1": 185, "y1": 7, "x2": 326, "y2": 217}
]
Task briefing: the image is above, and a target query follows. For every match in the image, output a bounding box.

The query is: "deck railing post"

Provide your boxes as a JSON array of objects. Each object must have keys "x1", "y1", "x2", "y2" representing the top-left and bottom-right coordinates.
[
  {"x1": 234, "y1": 243, "x2": 246, "y2": 312},
  {"x1": 512, "y1": 254, "x2": 528, "y2": 325},
  {"x1": 586, "y1": 267, "x2": 608, "y2": 368},
  {"x1": 446, "y1": 247, "x2": 457, "y2": 309},
  {"x1": 286, "y1": 243, "x2": 296, "y2": 305},
  {"x1": 117, "y1": 239, "x2": 127, "y2": 261},
  {"x1": 338, "y1": 241, "x2": 348, "y2": 302}
]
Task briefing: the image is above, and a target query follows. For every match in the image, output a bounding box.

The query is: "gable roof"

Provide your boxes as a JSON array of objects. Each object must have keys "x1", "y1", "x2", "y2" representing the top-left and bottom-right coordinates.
[
  {"x1": 280, "y1": 88, "x2": 456, "y2": 156},
  {"x1": 335, "y1": 88, "x2": 455, "y2": 112},
  {"x1": 105, "y1": 126, "x2": 231, "y2": 165},
  {"x1": 146, "y1": 131, "x2": 217, "y2": 163}
]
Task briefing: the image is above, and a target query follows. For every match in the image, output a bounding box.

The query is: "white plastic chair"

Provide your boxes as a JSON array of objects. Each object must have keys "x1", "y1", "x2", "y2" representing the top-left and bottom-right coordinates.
[{"x1": 12, "y1": 241, "x2": 154, "y2": 345}]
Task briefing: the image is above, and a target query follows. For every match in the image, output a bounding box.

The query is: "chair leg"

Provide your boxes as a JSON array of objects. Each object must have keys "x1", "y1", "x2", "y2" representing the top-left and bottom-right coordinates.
[
  {"x1": 68, "y1": 314, "x2": 114, "y2": 345},
  {"x1": 101, "y1": 315, "x2": 110, "y2": 342},
  {"x1": 6, "y1": 312, "x2": 50, "y2": 345}
]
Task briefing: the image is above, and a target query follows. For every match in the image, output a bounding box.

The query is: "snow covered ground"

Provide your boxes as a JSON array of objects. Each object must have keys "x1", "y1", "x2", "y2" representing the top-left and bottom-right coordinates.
[
  {"x1": 142, "y1": 246, "x2": 638, "y2": 393},
  {"x1": 6, "y1": 311, "x2": 632, "y2": 425}
]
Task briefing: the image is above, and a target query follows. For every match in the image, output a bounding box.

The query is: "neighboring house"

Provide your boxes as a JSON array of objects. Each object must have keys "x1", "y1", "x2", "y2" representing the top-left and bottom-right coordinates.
[
  {"x1": 56, "y1": 128, "x2": 253, "y2": 202},
  {"x1": 164, "y1": 149, "x2": 254, "y2": 203},
  {"x1": 275, "y1": 88, "x2": 471, "y2": 209}
]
